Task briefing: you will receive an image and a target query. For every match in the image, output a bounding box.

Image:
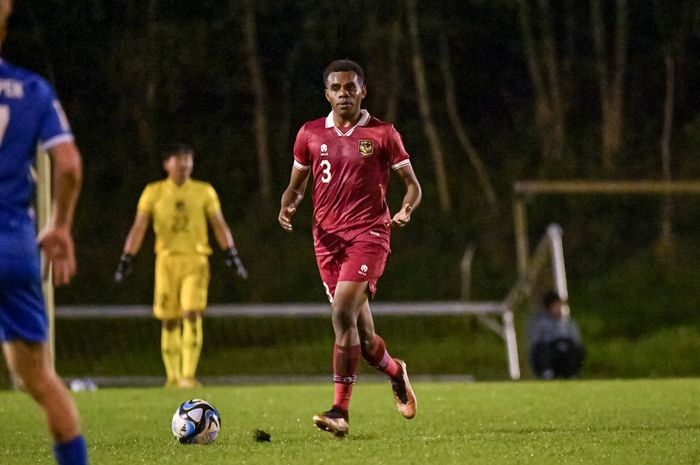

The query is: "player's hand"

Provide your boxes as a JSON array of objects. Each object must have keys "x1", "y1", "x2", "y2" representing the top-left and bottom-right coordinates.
[
  {"x1": 114, "y1": 253, "x2": 134, "y2": 283},
  {"x1": 391, "y1": 203, "x2": 413, "y2": 228},
  {"x1": 278, "y1": 205, "x2": 297, "y2": 232},
  {"x1": 37, "y1": 226, "x2": 77, "y2": 287},
  {"x1": 224, "y1": 247, "x2": 248, "y2": 279}
]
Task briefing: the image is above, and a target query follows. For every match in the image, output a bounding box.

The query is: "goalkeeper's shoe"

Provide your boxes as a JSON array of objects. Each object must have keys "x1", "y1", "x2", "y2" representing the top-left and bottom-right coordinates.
[
  {"x1": 391, "y1": 359, "x2": 417, "y2": 419},
  {"x1": 163, "y1": 379, "x2": 179, "y2": 389},
  {"x1": 312, "y1": 407, "x2": 349, "y2": 438},
  {"x1": 177, "y1": 377, "x2": 202, "y2": 389}
]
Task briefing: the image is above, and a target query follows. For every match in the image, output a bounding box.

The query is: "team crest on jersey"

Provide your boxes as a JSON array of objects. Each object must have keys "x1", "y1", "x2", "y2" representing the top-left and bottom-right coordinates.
[
  {"x1": 359, "y1": 140, "x2": 374, "y2": 158},
  {"x1": 320, "y1": 143, "x2": 328, "y2": 156}
]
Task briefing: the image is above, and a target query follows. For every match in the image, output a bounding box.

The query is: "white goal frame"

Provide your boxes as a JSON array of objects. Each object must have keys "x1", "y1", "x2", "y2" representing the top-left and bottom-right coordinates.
[
  {"x1": 57, "y1": 300, "x2": 522, "y2": 381},
  {"x1": 513, "y1": 180, "x2": 700, "y2": 277},
  {"x1": 36, "y1": 150, "x2": 55, "y2": 365},
  {"x1": 511, "y1": 179, "x2": 700, "y2": 330}
]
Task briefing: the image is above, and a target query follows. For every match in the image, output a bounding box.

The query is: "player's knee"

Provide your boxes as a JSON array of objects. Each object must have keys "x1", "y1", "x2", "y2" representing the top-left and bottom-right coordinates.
[
  {"x1": 331, "y1": 305, "x2": 357, "y2": 330},
  {"x1": 19, "y1": 370, "x2": 60, "y2": 402},
  {"x1": 162, "y1": 318, "x2": 181, "y2": 331},
  {"x1": 360, "y1": 334, "x2": 377, "y2": 355},
  {"x1": 184, "y1": 311, "x2": 201, "y2": 322}
]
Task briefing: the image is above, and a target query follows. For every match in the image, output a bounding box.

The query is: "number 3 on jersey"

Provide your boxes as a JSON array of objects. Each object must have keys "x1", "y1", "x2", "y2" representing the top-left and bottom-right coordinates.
[{"x1": 320, "y1": 159, "x2": 332, "y2": 183}]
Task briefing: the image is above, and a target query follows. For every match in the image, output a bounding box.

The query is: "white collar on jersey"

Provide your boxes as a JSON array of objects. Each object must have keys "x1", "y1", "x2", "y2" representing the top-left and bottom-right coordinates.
[{"x1": 325, "y1": 109, "x2": 370, "y2": 137}]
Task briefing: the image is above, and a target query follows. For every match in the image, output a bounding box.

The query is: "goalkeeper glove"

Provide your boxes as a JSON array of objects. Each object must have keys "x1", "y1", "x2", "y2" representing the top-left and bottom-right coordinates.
[
  {"x1": 114, "y1": 253, "x2": 134, "y2": 283},
  {"x1": 224, "y1": 247, "x2": 248, "y2": 279}
]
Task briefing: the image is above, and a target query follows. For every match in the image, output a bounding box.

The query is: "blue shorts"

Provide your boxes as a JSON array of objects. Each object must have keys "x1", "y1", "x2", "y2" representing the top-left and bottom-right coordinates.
[{"x1": 0, "y1": 222, "x2": 48, "y2": 343}]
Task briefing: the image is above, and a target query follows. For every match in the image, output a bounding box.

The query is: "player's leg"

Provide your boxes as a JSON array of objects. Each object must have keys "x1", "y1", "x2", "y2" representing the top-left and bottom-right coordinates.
[
  {"x1": 313, "y1": 280, "x2": 366, "y2": 437},
  {"x1": 346, "y1": 238, "x2": 416, "y2": 419},
  {"x1": 3, "y1": 342, "x2": 88, "y2": 465},
  {"x1": 179, "y1": 255, "x2": 209, "y2": 388},
  {"x1": 2, "y1": 341, "x2": 80, "y2": 440},
  {"x1": 331, "y1": 280, "x2": 369, "y2": 346},
  {"x1": 179, "y1": 311, "x2": 203, "y2": 388},
  {"x1": 0, "y1": 251, "x2": 87, "y2": 464},
  {"x1": 160, "y1": 318, "x2": 182, "y2": 387},
  {"x1": 154, "y1": 255, "x2": 182, "y2": 387},
  {"x1": 358, "y1": 302, "x2": 417, "y2": 419},
  {"x1": 357, "y1": 301, "x2": 401, "y2": 378},
  {"x1": 312, "y1": 255, "x2": 347, "y2": 436},
  {"x1": 330, "y1": 280, "x2": 367, "y2": 405}
]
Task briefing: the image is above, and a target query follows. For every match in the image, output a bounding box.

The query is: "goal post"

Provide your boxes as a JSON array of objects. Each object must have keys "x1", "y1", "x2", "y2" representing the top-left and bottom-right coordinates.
[
  {"x1": 513, "y1": 180, "x2": 700, "y2": 278},
  {"x1": 512, "y1": 179, "x2": 700, "y2": 324},
  {"x1": 35, "y1": 149, "x2": 55, "y2": 366}
]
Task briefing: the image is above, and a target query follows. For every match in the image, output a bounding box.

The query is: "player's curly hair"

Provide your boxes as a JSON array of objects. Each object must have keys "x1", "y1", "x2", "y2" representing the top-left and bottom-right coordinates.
[{"x1": 323, "y1": 59, "x2": 365, "y2": 88}]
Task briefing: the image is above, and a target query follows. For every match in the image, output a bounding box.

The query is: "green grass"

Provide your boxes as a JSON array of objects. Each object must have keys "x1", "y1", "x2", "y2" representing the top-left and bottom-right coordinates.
[{"x1": 1, "y1": 379, "x2": 699, "y2": 464}]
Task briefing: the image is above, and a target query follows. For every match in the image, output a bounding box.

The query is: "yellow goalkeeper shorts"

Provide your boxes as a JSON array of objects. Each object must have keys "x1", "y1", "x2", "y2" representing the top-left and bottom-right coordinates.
[{"x1": 153, "y1": 254, "x2": 210, "y2": 320}]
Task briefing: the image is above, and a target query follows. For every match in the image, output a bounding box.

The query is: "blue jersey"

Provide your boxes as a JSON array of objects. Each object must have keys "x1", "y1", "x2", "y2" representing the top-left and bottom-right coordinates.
[
  {"x1": 0, "y1": 60, "x2": 72, "y2": 342},
  {"x1": 0, "y1": 59, "x2": 73, "y2": 258}
]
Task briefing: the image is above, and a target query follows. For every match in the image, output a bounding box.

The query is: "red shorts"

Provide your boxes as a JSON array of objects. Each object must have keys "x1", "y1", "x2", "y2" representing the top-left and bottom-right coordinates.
[{"x1": 315, "y1": 231, "x2": 390, "y2": 302}]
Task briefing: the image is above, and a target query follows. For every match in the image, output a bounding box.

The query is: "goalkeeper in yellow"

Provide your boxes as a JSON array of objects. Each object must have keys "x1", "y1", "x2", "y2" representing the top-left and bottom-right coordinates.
[{"x1": 115, "y1": 144, "x2": 247, "y2": 388}]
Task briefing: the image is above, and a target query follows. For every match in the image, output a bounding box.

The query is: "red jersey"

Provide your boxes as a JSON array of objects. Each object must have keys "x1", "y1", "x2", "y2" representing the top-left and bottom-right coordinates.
[{"x1": 293, "y1": 110, "x2": 411, "y2": 255}]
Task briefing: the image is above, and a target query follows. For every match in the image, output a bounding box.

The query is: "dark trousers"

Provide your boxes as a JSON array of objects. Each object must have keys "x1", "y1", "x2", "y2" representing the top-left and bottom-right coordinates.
[{"x1": 530, "y1": 338, "x2": 585, "y2": 379}]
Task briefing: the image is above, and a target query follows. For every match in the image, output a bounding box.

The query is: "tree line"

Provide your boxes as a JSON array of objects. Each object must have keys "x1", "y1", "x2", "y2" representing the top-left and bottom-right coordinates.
[{"x1": 5, "y1": 0, "x2": 700, "y2": 303}]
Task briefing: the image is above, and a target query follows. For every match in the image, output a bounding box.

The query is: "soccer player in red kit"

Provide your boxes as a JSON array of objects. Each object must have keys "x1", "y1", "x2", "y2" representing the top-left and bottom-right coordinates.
[{"x1": 278, "y1": 59, "x2": 422, "y2": 437}]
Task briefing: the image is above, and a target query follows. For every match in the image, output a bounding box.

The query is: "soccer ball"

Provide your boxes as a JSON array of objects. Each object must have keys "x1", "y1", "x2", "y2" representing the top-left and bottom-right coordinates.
[{"x1": 171, "y1": 399, "x2": 221, "y2": 445}]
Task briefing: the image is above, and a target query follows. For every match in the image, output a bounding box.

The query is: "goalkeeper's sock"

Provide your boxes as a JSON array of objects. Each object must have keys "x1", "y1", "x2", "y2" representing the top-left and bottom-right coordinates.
[
  {"x1": 332, "y1": 344, "x2": 360, "y2": 414},
  {"x1": 181, "y1": 315, "x2": 203, "y2": 380},
  {"x1": 53, "y1": 434, "x2": 88, "y2": 465},
  {"x1": 362, "y1": 335, "x2": 401, "y2": 378},
  {"x1": 161, "y1": 325, "x2": 182, "y2": 385}
]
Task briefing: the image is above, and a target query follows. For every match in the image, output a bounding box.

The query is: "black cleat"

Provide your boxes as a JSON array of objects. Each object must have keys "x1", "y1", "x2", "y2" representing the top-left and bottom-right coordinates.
[
  {"x1": 391, "y1": 359, "x2": 417, "y2": 419},
  {"x1": 312, "y1": 407, "x2": 349, "y2": 438}
]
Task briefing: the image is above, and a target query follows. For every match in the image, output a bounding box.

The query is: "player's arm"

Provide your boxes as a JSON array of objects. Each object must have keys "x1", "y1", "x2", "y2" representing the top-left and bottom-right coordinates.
[
  {"x1": 209, "y1": 211, "x2": 234, "y2": 251},
  {"x1": 208, "y1": 211, "x2": 248, "y2": 279},
  {"x1": 391, "y1": 164, "x2": 422, "y2": 228},
  {"x1": 278, "y1": 167, "x2": 310, "y2": 232},
  {"x1": 122, "y1": 211, "x2": 150, "y2": 255},
  {"x1": 114, "y1": 211, "x2": 150, "y2": 283},
  {"x1": 37, "y1": 141, "x2": 83, "y2": 286}
]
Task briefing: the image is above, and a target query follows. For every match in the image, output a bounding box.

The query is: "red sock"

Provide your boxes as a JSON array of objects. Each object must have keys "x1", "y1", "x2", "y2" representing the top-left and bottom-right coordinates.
[
  {"x1": 333, "y1": 344, "x2": 360, "y2": 414},
  {"x1": 362, "y1": 335, "x2": 401, "y2": 378}
]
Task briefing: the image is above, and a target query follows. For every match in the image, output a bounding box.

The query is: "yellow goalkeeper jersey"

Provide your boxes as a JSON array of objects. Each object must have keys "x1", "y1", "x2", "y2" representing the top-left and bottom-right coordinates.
[{"x1": 137, "y1": 178, "x2": 221, "y2": 256}]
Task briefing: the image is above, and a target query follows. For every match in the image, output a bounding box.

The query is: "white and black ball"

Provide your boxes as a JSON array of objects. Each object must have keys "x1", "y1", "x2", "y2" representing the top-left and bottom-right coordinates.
[{"x1": 171, "y1": 398, "x2": 221, "y2": 445}]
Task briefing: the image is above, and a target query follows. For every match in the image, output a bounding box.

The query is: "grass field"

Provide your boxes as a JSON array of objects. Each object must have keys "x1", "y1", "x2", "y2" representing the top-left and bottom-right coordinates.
[{"x1": 1, "y1": 378, "x2": 698, "y2": 465}]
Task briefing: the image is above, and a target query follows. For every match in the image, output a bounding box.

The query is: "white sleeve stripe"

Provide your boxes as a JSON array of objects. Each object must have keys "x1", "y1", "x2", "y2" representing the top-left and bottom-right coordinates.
[
  {"x1": 40, "y1": 134, "x2": 74, "y2": 151},
  {"x1": 293, "y1": 160, "x2": 310, "y2": 171},
  {"x1": 391, "y1": 159, "x2": 411, "y2": 170}
]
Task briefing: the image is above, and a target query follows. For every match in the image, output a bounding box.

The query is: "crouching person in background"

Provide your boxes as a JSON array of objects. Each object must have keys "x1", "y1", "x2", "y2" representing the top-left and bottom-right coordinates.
[{"x1": 528, "y1": 291, "x2": 586, "y2": 379}]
